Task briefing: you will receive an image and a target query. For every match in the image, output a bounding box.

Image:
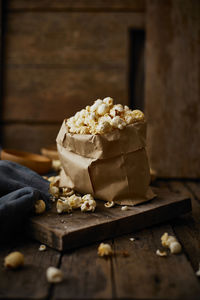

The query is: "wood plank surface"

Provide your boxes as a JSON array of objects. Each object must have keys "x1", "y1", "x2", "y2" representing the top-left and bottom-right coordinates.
[
  {"x1": 2, "y1": 123, "x2": 60, "y2": 153},
  {"x1": 3, "y1": 66, "x2": 127, "y2": 122},
  {"x1": 53, "y1": 242, "x2": 113, "y2": 299},
  {"x1": 28, "y1": 187, "x2": 191, "y2": 251},
  {"x1": 112, "y1": 226, "x2": 200, "y2": 299},
  {"x1": 7, "y1": 0, "x2": 145, "y2": 12},
  {"x1": 4, "y1": 12, "x2": 144, "y2": 65},
  {"x1": 167, "y1": 180, "x2": 200, "y2": 272},
  {"x1": 145, "y1": 0, "x2": 200, "y2": 177},
  {"x1": 0, "y1": 239, "x2": 60, "y2": 299}
]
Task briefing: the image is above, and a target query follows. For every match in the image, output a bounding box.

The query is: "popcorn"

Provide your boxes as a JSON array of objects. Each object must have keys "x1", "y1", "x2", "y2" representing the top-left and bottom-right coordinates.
[
  {"x1": 98, "y1": 243, "x2": 113, "y2": 257},
  {"x1": 4, "y1": 252, "x2": 24, "y2": 269},
  {"x1": 81, "y1": 199, "x2": 96, "y2": 212},
  {"x1": 46, "y1": 267, "x2": 63, "y2": 283},
  {"x1": 97, "y1": 103, "x2": 109, "y2": 115},
  {"x1": 156, "y1": 249, "x2": 167, "y2": 257},
  {"x1": 39, "y1": 244, "x2": 47, "y2": 251},
  {"x1": 103, "y1": 97, "x2": 113, "y2": 106},
  {"x1": 35, "y1": 200, "x2": 46, "y2": 214},
  {"x1": 67, "y1": 194, "x2": 82, "y2": 209},
  {"x1": 66, "y1": 98, "x2": 145, "y2": 135},
  {"x1": 161, "y1": 233, "x2": 182, "y2": 254},
  {"x1": 57, "y1": 199, "x2": 72, "y2": 214},
  {"x1": 104, "y1": 201, "x2": 115, "y2": 208},
  {"x1": 196, "y1": 264, "x2": 200, "y2": 277},
  {"x1": 121, "y1": 206, "x2": 128, "y2": 211}
]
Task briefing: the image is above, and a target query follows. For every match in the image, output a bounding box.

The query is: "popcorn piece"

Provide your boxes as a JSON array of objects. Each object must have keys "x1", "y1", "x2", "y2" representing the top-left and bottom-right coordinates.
[
  {"x1": 35, "y1": 200, "x2": 46, "y2": 214},
  {"x1": 103, "y1": 97, "x2": 113, "y2": 106},
  {"x1": 131, "y1": 110, "x2": 145, "y2": 122},
  {"x1": 110, "y1": 116, "x2": 126, "y2": 130},
  {"x1": 97, "y1": 103, "x2": 109, "y2": 116},
  {"x1": 39, "y1": 244, "x2": 46, "y2": 251},
  {"x1": 82, "y1": 194, "x2": 94, "y2": 202},
  {"x1": 121, "y1": 206, "x2": 128, "y2": 211},
  {"x1": 161, "y1": 232, "x2": 176, "y2": 248},
  {"x1": 104, "y1": 201, "x2": 115, "y2": 208},
  {"x1": 98, "y1": 243, "x2": 113, "y2": 257},
  {"x1": 169, "y1": 242, "x2": 182, "y2": 254},
  {"x1": 196, "y1": 264, "x2": 200, "y2": 277},
  {"x1": 49, "y1": 183, "x2": 59, "y2": 198},
  {"x1": 156, "y1": 249, "x2": 167, "y2": 257},
  {"x1": 161, "y1": 233, "x2": 182, "y2": 254},
  {"x1": 52, "y1": 159, "x2": 61, "y2": 171},
  {"x1": 57, "y1": 199, "x2": 72, "y2": 214},
  {"x1": 67, "y1": 194, "x2": 82, "y2": 209},
  {"x1": 96, "y1": 121, "x2": 112, "y2": 134},
  {"x1": 81, "y1": 199, "x2": 96, "y2": 212},
  {"x1": 4, "y1": 252, "x2": 24, "y2": 269},
  {"x1": 130, "y1": 238, "x2": 135, "y2": 241},
  {"x1": 46, "y1": 267, "x2": 63, "y2": 283}
]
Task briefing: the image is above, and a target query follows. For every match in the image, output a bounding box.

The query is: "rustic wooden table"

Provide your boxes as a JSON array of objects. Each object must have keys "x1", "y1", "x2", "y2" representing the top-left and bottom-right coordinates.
[{"x1": 0, "y1": 179, "x2": 200, "y2": 300}]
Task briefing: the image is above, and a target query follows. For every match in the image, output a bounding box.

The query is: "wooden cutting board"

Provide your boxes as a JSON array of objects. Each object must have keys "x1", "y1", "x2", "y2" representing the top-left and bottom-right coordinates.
[{"x1": 28, "y1": 187, "x2": 191, "y2": 251}]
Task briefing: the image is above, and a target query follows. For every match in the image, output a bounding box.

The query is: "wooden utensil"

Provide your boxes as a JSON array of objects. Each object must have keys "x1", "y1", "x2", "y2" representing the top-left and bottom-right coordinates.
[{"x1": 1, "y1": 149, "x2": 52, "y2": 174}]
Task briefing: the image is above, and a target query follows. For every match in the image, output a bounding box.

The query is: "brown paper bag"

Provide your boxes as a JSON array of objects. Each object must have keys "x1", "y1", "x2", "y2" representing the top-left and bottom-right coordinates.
[{"x1": 56, "y1": 120, "x2": 155, "y2": 205}]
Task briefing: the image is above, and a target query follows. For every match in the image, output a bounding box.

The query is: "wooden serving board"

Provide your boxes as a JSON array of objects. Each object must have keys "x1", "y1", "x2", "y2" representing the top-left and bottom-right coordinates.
[{"x1": 28, "y1": 187, "x2": 191, "y2": 251}]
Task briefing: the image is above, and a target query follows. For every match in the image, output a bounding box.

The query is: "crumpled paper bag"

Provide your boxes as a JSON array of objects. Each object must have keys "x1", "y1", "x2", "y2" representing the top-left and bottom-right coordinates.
[{"x1": 56, "y1": 120, "x2": 155, "y2": 205}]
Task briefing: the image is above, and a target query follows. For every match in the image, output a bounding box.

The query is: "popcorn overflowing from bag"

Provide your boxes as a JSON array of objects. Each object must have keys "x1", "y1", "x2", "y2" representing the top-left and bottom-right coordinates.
[
  {"x1": 56, "y1": 97, "x2": 155, "y2": 206},
  {"x1": 66, "y1": 97, "x2": 145, "y2": 135}
]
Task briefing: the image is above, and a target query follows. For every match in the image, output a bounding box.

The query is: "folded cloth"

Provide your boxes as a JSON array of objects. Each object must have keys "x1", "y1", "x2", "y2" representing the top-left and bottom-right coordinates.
[{"x1": 0, "y1": 160, "x2": 50, "y2": 238}]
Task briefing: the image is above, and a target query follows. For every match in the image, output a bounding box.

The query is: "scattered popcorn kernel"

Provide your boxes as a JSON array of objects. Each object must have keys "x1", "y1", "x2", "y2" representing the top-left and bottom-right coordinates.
[
  {"x1": 196, "y1": 264, "x2": 200, "y2": 277},
  {"x1": 81, "y1": 199, "x2": 96, "y2": 212},
  {"x1": 35, "y1": 199, "x2": 46, "y2": 214},
  {"x1": 104, "y1": 201, "x2": 115, "y2": 208},
  {"x1": 39, "y1": 244, "x2": 46, "y2": 251},
  {"x1": 4, "y1": 252, "x2": 24, "y2": 269},
  {"x1": 161, "y1": 233, "x2": 182, "y2": 254},
  {"x1": 130, "y1": 238, "x2": 135, "y2": 241},
  {"x1": 82, "y1": 194, "x2": 94, "y2": 202},
  {"x1": 161, "y1": 232, "x2": 176, "y2": 248},
  {"x1": 98, "y1": 243, "x2": 113, "y2": 257},
  {"x1": 67, "y1": 194, "x2": 82, "y2": 209},
  {"x1": 169, "y1": 241, "x2": 182, "y2": 254},
  {"x1": 156, "y1": 249, "x2": 167, "y2": 257},
  {"x1": 57, "y1": 199, "x2": 72, "y2": 214},
  {"x1": 121, "y1": 206, "x2": 128, "y2": 211},
  {"x1": 52, "y1": 160, "x2": 61, "y2": 171},
  {"x1": 49, "y1": 183, "x2": 59, "y2": 198},
  {"x1": 46, "y1": 267, "x2": 63, "y2": 283}
]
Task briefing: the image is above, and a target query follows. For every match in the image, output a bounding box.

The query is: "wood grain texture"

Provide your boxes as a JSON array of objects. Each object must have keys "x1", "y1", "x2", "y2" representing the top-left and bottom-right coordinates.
[
  {"x1": 2, "y1": 123, "x2": 61, "y2": 153},
  {"x1": 7, "y1": 0, "x2": 145, "y2": 12},
  {"x1": 5, "y1": 12, "x2": 144, "y2": 65},
  {"x1": 53, "y1": 242, "x2": 112, "y2": 299},
  {"x1": 145, "y1": 0, "x2": 200, "y2": 177},
  {"x1": 28, "y1": 187, "x2": 191, "y2": 251},
  {"x1": 0, "y1": 239, "x2": 60, "y2": 299},
  {"x1": 112, "y1": 226, "x2": 200, "y2": 299},
  {"x1": 3, "y1": 66, "x2": 127, "y2": 122},
  {"x1": 157, "y1": 180, "x2": 200, "y2": 275}
]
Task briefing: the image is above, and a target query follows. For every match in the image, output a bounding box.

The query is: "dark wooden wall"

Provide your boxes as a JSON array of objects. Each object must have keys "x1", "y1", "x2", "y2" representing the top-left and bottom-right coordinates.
[
  {"x1": 1, "y1": 0, "x2": 145, "y2": 153},
  {"x1": 145, "y1": 0, "x2": 200, "y2": 178}
]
